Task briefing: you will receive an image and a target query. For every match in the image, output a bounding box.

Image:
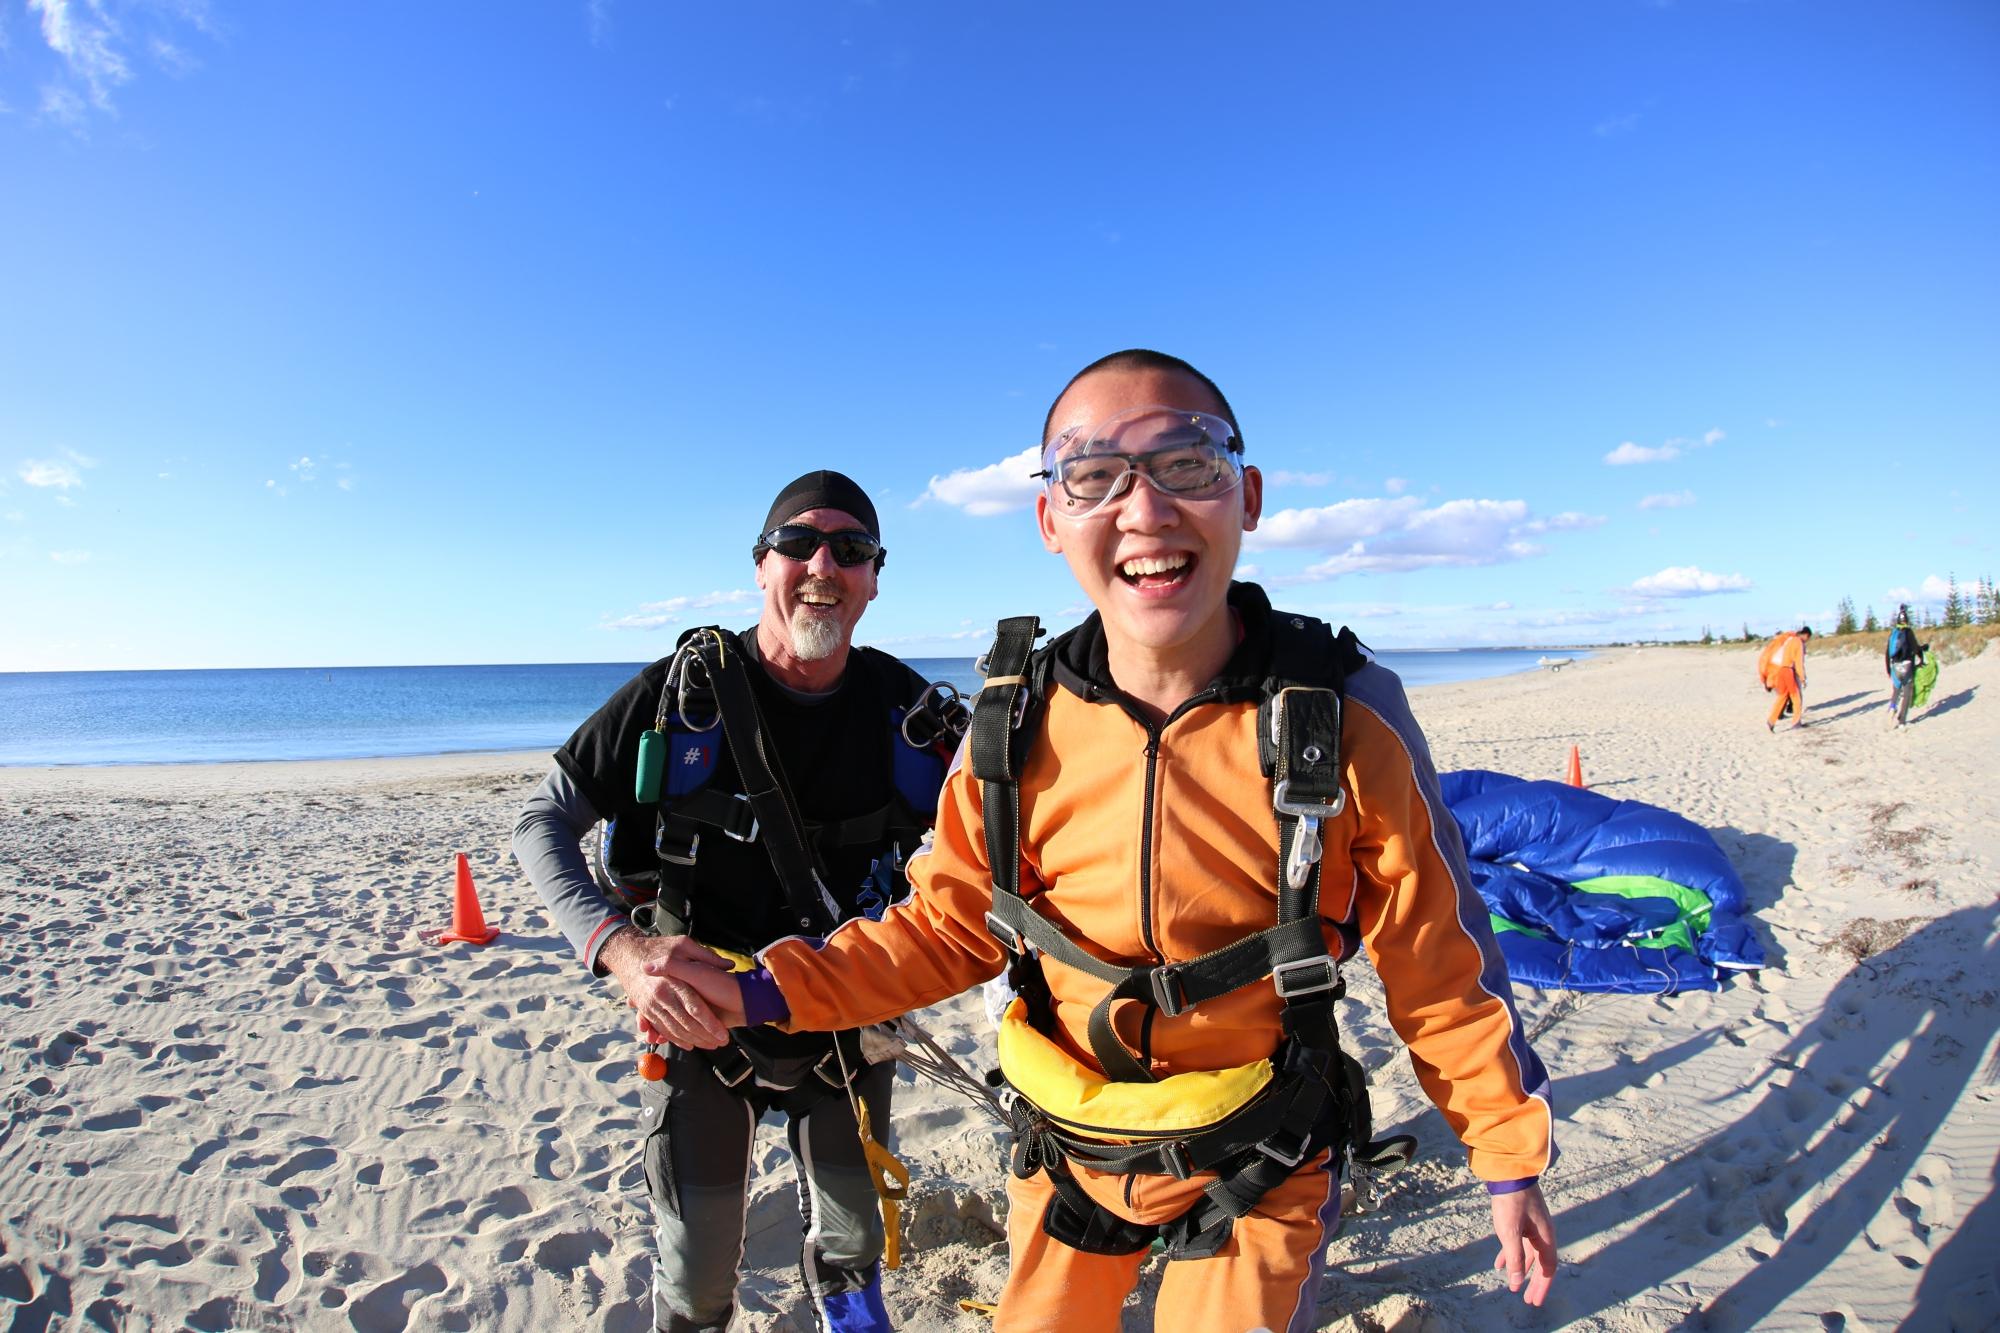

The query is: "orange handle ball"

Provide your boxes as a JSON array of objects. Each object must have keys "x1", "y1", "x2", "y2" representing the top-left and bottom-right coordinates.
[{"x1": 638, "y1": 1050, "x2": 669, "y2": 1081}]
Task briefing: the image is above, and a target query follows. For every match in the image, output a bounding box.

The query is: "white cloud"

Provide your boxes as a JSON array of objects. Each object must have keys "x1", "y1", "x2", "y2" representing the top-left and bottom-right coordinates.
[
  {"x1": 32, "y1": 0, "x2": 130, "y2": 111},
  {"x1": 915, "y1": 445, "x2": 1042, "y2": 517},
  {"x1": 1885, "y1": 577, "x2": 1961, "y2": 608},
  {"x1": 19, "y1": 449, "x2": 95, "y2": 488},
  {"x1": 1638, "y1": 490, "x2": 1696, "y2": 510},
  {"x1": 1594, "y1": 113, "x2": 1640, "y2": 138},
  {"x1": 1251, "y1": 496, "x2": 1601, "y2": 582},
  {"x1": 1521, "y1": 511, "x2": 1604, "y2": 534},
  {"x1": 26, "y1": 0, "x2": 214, "y2": 129},
  {"x1": 1604, "y1": 441, "x2": 1680, "y2": 466},
  {"x1": 49, "y1": 549, "x2": 90, "y2": 563},
  {"x1": 150, "y1": 35, "x2": 196, "y2": 76},
  {"x1": 1249, "y1": 497, "x2": 1422, "y2": 550},
  {"x1": 1266, "y1": 470, "x2": 1332, "y2": 488},
  {"x1": 603, "y1": 588, "x2": 755, "y2": 631},
  {"x1": 38, "y1": 84, "x2": 87, "y2": 127},
  {"x1": 1629, "y1": 566, "x2": 1752, "y2": 598},
  {"x1": 289, "y1": 455, "x2": 317, "y2": 482},
  {"x1": 1605, "y1": 428, "x2": 1723, "y2": 466},
  {"x1": 1384, "y1": 477, "x2": 1408, "y2": 495}
]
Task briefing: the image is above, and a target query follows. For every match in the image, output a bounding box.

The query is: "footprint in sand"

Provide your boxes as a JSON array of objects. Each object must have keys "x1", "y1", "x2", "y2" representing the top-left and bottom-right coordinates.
[
  {"x1": 348, "y1": 1261, "x2": 450, "y2": 1331},
  {"x1": 179, "y1": 1129, "x2": 242, "y2": 1176},
  {"x1": 564, "y1": 1030, "x2": 621, "y2": 1066},
  {"x1": 380, "y1": 1012, "x2": 451, "y2": 1045},
  {"x1": 1894, "y1": 1153, "x2": 1956, "y2": 1251},
  {"x1": 263, "y1": 1145, "x2": 338, "y2": 1187},
  {"x1": 534, "y1": 1230, "x2": 612, "y2": 1287}
]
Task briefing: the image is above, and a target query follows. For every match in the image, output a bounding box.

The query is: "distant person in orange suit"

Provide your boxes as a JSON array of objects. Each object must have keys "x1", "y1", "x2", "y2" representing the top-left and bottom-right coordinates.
[{"x1": 1763, "y1": 626, "x2": 1812, "y2": 731}]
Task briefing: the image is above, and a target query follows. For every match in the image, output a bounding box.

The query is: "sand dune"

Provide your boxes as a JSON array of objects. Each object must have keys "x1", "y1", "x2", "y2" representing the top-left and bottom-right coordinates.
[{"x1": 2, "y1": 644, "x2": 1994, "y2": 1330}]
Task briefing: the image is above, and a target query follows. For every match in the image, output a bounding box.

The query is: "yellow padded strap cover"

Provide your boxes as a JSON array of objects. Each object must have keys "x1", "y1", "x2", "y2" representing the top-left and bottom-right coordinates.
[{"x1": 996, "y1": 999, "x2": 1273, "y2": 1138}]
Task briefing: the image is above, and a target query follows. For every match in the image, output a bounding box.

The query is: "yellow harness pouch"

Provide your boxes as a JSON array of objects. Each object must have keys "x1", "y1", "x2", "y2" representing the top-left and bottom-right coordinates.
[{"x1": 995, "y1": 999, "x2": 1274, "y2": 1141}]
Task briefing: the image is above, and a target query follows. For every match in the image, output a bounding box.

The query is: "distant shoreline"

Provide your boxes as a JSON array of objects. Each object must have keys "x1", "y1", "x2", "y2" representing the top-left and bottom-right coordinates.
[{"x1": 0, "y1": 648, "x2": 1582, "y2": 769}]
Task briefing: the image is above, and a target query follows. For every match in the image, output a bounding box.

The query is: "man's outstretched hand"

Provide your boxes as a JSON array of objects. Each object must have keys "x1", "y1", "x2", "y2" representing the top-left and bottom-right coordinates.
[
  {"x1": 1491, "y1": 1183, "x2": 1558, "y2": 1306},
  {"x1": 600, "y1": 931, "x2": 743, "y2": 1050}
]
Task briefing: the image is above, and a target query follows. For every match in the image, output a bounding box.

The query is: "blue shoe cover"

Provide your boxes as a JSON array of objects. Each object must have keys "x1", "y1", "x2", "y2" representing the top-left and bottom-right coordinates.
[{"x1": 818, "y1": 1266, "x2": 891, "y2": 1332}]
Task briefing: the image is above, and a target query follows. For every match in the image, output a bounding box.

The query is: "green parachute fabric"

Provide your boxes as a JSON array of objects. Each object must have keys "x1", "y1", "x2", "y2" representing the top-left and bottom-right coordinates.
[{"x1": 1913, "y1": 650, "x2": 1940, "y2": 709}]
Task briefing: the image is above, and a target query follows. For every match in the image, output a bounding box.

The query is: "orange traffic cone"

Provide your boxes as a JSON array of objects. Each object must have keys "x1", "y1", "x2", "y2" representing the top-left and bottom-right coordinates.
[
  {"x1": 1565, "y1": 745, "x2": 1584, "y2": 788},
  {"x1": 426, "y1": 853, "x2": 500, "y2": 946}
]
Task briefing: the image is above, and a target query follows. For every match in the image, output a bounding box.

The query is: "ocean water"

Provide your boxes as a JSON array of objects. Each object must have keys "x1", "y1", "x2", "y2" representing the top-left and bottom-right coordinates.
[{"x1": 0, "y1": 649, "x2": 1571, "y2": 767}]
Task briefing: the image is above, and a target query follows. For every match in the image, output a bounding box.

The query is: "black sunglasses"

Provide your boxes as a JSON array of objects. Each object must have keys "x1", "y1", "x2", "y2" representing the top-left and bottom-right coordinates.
[{"x1": 752, "y1": 524, "x2": 886, "y2": 570}]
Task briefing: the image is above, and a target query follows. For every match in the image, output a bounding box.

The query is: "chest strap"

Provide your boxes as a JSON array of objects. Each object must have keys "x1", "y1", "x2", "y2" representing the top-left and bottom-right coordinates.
[
  {"x1": 972, "y1": 615, "x2": 1357, "y2": 1085},
  {"x1": 667, "y1": 630, "x2": 841, "y2": 934}
]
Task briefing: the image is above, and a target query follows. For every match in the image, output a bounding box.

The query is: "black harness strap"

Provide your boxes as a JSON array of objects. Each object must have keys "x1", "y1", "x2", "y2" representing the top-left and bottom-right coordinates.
[
  {"x1": 976, "y1": 608, "x2": 1379, "y2": 1256},
  {"x1": 689, "y1": 633, "x2": 841, "y2": 934}
]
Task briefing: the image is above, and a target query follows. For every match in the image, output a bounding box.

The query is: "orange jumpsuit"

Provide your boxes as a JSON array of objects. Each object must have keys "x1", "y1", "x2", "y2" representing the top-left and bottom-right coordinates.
[
  {"x1": 1764, "y1": 633, "x2": 1806, "y2": 727},
  {"x1": 759, "y1": 592, "x2": 1554, "y2": 1332}
]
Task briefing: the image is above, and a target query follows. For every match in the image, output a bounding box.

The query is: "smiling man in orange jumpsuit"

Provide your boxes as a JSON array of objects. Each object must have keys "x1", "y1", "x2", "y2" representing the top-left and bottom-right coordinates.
[
  {"x1": 644, "y1": 350, "x2": 1559, "y2": 1331},
  {"x1": 1762, "y1": 626, "x2": 1812, "y2": 731}
]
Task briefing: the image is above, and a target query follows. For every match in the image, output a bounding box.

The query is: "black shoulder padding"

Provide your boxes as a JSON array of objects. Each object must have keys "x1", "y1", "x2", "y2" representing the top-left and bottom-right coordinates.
[{"x1": 856, "y1": 644, "x2": 933, "y2": 709}]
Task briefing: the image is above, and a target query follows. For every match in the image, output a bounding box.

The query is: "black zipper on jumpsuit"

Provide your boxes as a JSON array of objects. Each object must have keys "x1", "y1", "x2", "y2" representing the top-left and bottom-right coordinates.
[{"x1": 1122, "y1": 688, "x2": 1226, "y2": 1072}]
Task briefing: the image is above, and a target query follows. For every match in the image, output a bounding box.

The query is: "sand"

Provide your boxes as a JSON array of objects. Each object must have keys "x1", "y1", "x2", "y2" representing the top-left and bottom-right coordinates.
[{"x1": 2, "y1": 645, "x2": 1994, "y2": 1332}]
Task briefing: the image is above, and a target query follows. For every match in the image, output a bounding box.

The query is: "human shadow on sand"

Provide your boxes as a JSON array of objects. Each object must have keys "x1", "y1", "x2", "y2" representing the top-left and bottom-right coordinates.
[
  {"x1": 1803, "y1": 691, "x2": 1871, "y2": 714},
  {"x1": 1808, "y1": 693, "x2": 1903, "y2": 725},
  {"x1": 1913, "y1": 685, "x2": 1977, "y2": 723},
  {"x1": 1904, "y1": 1138, "x2": 2000, "y2": 1328},
  {"x1": 1711, "y1": 827, "x2": 1796, "y2": 969},
  {"x1": 1357, "y1": 906, "x2": 1996, "y2": 1330}
]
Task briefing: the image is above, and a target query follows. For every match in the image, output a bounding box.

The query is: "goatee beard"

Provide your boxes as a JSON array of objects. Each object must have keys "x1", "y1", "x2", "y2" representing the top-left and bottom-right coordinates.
[{"x1": 789, "y1": 607, "x2": 845, "y2": 662}]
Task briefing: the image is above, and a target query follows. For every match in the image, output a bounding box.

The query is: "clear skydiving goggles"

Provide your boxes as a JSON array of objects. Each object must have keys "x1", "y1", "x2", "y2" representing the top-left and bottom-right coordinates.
[{"x1": 1035, "y1": 406, "x2": 1245, "y2": 521}]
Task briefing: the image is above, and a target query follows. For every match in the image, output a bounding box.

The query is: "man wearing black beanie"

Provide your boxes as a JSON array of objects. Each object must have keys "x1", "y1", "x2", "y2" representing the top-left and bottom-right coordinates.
[{"x1": 515, "y1": 469, "x2": 952, "y2": 1332}]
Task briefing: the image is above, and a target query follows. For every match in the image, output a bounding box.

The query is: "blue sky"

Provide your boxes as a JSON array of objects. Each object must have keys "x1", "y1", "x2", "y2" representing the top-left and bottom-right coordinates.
[{"x1": 2, "y1": 1, "x2": 1995, "y2": 671}]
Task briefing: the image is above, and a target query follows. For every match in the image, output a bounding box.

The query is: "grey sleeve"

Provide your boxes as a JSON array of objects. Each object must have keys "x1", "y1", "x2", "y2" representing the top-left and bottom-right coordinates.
[{"x1": 512, "y1": 766, "x2": 629, "y2": 976}]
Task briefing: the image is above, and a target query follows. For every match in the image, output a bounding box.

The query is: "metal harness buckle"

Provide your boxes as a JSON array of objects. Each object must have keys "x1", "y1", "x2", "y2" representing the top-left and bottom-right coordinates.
[
  {"x1": 1149, "y1": 965, "x2": 1190, "y2": 1018},
  {"x1": 657, "y1": 828, "x2": 699, "y2": 867},
  {"x1": 1272, "y1": 778, "x2": 1346, "y2": 821},
  {"x1": 719, "y1": 791, "x2": 760, "y2": 843},
  {"x1": 1271, "y1": 955, "x2": 1341, "y2": 1000},
  {"x1": 984, "y1": 911, "x2": 1025, "y2": 956},
  {"x1": 1255, "y1": 1128, "x2": 1309, "y2": 1170}
]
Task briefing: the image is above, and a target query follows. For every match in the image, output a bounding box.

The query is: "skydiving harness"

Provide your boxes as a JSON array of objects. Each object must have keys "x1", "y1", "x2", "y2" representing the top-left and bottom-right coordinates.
[
  {"x1": 608, "y1": 626, "x2": 969, "y2": 1103},
  {"x1": 971, "y1": 613, "x2": 1417, "y2": 1259}
]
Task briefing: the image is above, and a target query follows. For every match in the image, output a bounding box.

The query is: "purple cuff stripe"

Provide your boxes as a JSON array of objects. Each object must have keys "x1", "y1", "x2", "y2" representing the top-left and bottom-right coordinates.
[
  {"x1": 739, "y1": 968, "x2": 789, "y2": 1027},
  {"x1": 1486, "y1": 1177, "x2": 1539, "y2": 1196}
]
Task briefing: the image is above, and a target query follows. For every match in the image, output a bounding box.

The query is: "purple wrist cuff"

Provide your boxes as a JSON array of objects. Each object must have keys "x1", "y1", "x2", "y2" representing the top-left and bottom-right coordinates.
[
  {"x1": 1486, "y1": 1177, "x2": 1539, "y2": 1196},
  {"x1": 738, "y1": 968, "x2": 790, "y2": 1027}
]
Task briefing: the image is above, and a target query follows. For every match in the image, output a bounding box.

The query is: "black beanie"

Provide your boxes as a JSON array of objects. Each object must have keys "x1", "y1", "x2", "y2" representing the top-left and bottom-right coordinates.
[{"x1": 761, "y1": 469, "x2": 880, "y2": 539}]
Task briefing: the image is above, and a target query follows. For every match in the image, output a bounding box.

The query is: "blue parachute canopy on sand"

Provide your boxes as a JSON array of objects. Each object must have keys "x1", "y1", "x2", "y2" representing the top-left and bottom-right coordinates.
[{"x1": 1441, "y1": 770, "x2": 1765, "y2": 993}]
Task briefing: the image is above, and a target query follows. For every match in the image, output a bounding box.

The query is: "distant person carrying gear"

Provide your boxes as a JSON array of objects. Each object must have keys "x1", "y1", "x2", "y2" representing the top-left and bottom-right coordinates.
[
  {"x1": 1884, "y1": 606, "x2": 1928, "y2": 727},
  {"x1": 1755, "y1": 630, "x2": 1791, "y2": 719},
  {"x1": 1763, "y1": 626, "x2": 1812, "y2": 731},
  {"x1": 513, "y1": 470, "x2": 959, "y2": 1333},
  {"x1": 644, "y1": 350, "x2": 1559, "y2": 1331}
]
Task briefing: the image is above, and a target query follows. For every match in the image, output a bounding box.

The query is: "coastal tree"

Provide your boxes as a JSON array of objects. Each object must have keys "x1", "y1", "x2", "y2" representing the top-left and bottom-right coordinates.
[
  {"x1": 1943, "y1": 574, "x2": 1968, "y2": 628},
  {"x1": 1741, "y1": 623, "x2": 1753, "y2": 643},
  {"x1": 1835, "y1": 597, "x2": 1858, "y2": 635},
  {"x1": 1863, "y1": 606, "x2": 1879, "y2": 632},
  {"x1": 1701, "y1": 625, "x2": 1714, "y2": 645}
]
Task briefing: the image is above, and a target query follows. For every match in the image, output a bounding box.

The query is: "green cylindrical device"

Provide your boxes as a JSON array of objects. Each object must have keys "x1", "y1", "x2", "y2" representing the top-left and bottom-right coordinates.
[{"x1": 635, "y1": 728, "x2": 666, "y2": 804}]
